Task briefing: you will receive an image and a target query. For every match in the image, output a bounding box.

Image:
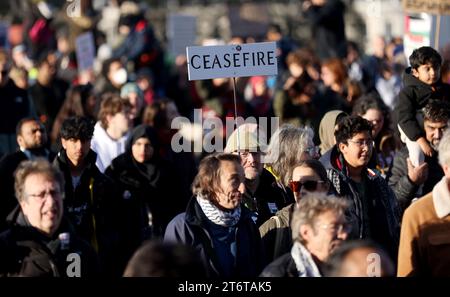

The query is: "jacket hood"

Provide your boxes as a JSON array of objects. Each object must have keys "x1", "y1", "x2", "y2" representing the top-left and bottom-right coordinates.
[
  {"x1": 56, "y1": 148, "x2": 98, "y2": 170},
  {"x1": 319, "y1": 110, "x2": 347, "y2": 154},
  {"x1": 320, "y1": 145, "x2": 378, "y2": 180}
]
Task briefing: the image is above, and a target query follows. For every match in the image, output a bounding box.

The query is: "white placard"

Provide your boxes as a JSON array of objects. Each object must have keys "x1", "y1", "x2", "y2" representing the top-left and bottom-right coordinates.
[
  {"x1": 75, "y1": 31, "x2": 96, "y2": 72},
  {"x1": 167, "y1": 13, "x2": 197, "y2": 57},
  {"x1": 186, "y1": 42, "x2": 278, "y2": 81}
]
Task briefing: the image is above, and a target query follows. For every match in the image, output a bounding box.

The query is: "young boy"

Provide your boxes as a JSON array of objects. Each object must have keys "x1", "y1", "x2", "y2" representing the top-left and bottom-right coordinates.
[{"x1": 396, "y1": 46, "x2": 449, "y2": 167}]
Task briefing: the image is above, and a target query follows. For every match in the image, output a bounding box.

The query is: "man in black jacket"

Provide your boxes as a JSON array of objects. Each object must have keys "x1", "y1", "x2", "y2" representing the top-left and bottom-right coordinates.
[
  {"x1": 53, "y1": 116, "x2": 120, "y2": 275},
  {"x1": 0, "y1": 159, "x2": 99, "y2": 277},
  {"x1": 319, "y1": 115, "x2": 401, "y2": 260},
  {"x1": 0, "y1": 49, "x2": 34, "y2": 157},
  {"x1": 0, "y1": 118, "x2": 54, "y2": 232},
  {"x1": 388, "y1": 100, "x2": 450, "y2": 213}
]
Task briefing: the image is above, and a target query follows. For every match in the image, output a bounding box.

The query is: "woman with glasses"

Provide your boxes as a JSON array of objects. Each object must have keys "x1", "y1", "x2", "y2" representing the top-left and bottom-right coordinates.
[{"x1": 259, "y1": 159, "x2": 331, "y2": 263}]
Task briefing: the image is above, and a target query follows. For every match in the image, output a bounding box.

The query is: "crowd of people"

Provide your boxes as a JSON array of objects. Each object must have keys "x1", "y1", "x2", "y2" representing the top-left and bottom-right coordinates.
[{"x1": 0, "y1": 0, "x2": 450, "y2": 277}]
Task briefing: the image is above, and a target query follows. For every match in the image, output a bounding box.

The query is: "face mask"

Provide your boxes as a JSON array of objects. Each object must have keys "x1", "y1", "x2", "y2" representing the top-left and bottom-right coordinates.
[{"x1": 112, "y1": 68, "x2": 127, "y2": 85}]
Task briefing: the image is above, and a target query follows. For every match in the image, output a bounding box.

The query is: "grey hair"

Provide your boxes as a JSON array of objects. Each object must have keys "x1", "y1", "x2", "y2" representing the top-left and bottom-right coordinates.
[
  {"x1": 438, "y1": 127, "x2": 450, "y2": 167},
  {"x1": 291, "y1": 193, "x2": 348, "y2": 244},
  {"x1": 266, "y1": 124, "x2": 314, "y2": 186},
  {"x1": 14, "y1": 158, "x2": 64, "y2": 203}
]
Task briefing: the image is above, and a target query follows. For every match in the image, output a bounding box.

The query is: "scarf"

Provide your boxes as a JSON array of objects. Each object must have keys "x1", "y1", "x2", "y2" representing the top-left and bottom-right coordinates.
[
  {"x1": 290, "y1": 241, "x2": 322, "y2": 277},
  {"x1": 196, "y1": 195, "x2": 241, "y2": 227}
]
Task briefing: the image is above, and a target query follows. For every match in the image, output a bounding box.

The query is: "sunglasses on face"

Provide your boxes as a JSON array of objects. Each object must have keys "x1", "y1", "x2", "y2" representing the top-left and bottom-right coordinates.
[{"x1": 289, "y1": 180, "x2": 324, "y2": 193}]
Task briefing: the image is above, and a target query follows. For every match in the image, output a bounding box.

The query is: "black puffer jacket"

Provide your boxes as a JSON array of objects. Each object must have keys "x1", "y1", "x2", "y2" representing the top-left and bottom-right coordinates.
[
  {"x1": 0, "y1": 207, "x2": 99, "y2": 277},
  {"x1": 320, "y1": 146, "x2": 401, "y2": 259},
  {"x1": 396, "y1": 68, "x2": 450, "y2": 141},
  {"x1": 388, "y1": 146, "x2": 444, "y2": 213}
]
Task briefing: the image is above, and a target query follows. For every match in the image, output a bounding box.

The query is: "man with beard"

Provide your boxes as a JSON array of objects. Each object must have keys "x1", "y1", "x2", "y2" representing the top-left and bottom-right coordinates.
[
  {"x1": 0, "y1": 118, "x2": 54, "y2": 232},
  {"x1": 224, "y1": 125, "x2": 293, "y2": 226},
  {"x1": 389, "y1": 100, "x2": 450, "y2": 214},
  {"x1": 319, "y1": 115, "x2": 401, "y2": 260},
  {"x1": 260, "y1": 193, "x2": 349, "y2": 277}
]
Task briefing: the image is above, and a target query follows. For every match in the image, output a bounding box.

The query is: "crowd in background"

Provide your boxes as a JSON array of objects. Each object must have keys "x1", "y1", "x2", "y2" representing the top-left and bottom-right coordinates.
[{"x1": 0, "y1": 0, "x2": 450, "y2": 277}]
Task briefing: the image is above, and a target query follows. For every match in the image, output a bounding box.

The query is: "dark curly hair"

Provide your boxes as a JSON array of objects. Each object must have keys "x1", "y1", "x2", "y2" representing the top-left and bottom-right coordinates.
[
  {"x1": 409, "y1": 46, "x2": 442, "y2": 70},
  {"x1": 352, "y1": 93, "x2": 391, "y2": 131},
  {"x1": 334, "y1": 115, "x2": 373, "y2": 145},
  {"x1": 423, "y1": 99, "x2": 450, "y2": 123},
  {"x1": 60, "y1": 116, "x2": 95, "y2": 140}
]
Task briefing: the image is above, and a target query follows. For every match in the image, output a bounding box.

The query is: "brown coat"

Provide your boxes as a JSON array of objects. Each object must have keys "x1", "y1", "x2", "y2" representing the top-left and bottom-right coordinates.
[{"x1": 397, "y1": 177, "x2": 450, "y2": 276}]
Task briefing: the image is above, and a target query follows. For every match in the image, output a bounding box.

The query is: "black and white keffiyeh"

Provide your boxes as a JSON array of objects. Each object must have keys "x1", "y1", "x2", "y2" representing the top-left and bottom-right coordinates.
[{"x1": 196, "y1": 195, "x2": 241, "y2": 227}]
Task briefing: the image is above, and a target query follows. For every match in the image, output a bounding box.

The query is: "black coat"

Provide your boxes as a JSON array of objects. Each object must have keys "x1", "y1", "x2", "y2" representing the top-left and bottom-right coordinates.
[
  {"x1": 388, "y1": 146, "x2": 444, "y2": 212},
  {"x1": 0, "y1": 150, "x2": 55, "y2": 232},
  {"x1": 305, "y1": 0, "x2": 346, "y2": 59},
  {"x1": 244, "y1": 168, "x2": 295, "y2": 227},
  {"x1": 260, "y1": 252, "x2": 298, "y2": 277},
  {"x1": 105, "y1": 153, "x2": 184, "y2": 267},
  {"x1": 53, "y1": 149, "x2": 120, "y2": 275},
  {"x1": 320, "y1": 146, "x2": 401, "y2": 259},
  {"x1": 396, "y1": 68, "x2": 450, "y2": 141},
  {"x1": 0, "y1": 80, "x2": 31, "y2": 135},
  {"x1": 0, "y1": 207, "x2": 99, "y2": 277},
  {"x1": 29, "y1": 79, "x2": 69, "y2": 132}
]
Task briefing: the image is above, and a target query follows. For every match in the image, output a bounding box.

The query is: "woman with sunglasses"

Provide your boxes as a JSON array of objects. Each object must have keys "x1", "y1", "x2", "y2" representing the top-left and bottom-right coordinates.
[{"x1": 259, "y1": 159, "x2": 330, "y2": 263}]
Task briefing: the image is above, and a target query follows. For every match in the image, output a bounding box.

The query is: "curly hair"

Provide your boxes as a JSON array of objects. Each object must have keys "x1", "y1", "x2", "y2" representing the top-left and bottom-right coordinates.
[
  {"x1": 423, "y1": 99, "x2": 450, "y2": 123},
  {"x1": 334, "y1": 115, "x2": 373, "y2": 145},
  {"x1": 352, "y1": 94, "x2": 391, "y2": 130},
  {"x1": 60, "y1": 116, "x2": 95, "y2": 140},
  {"x1": 266, "y1": 124, "x2": 315, "y2": 186},
  {"x1": 409, "y1": 46, "x2": 442, "y2": 69}
]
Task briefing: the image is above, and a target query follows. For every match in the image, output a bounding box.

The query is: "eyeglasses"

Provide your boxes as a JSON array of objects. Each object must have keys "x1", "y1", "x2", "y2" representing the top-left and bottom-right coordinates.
[
  {"x1": 289, "y1": 180, "x2": 324, "y2": 192},
  {"x1": 27, "y1": 189, "x2": 61, "y2": 201},
  {"x1": 238, "y1": 151, "x2": 261, "y2": 159},
  {"x1": 316, "y1": 222, "x2": 352, "y2": 234},
  {"x1": 347, "y1": 139, "x2": 374, "y2": 148}
]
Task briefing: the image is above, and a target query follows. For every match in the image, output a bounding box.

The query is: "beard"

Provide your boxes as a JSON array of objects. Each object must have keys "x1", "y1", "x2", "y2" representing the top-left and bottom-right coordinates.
[{"x1": 430, "y1": 139, "x2": 440, "y2": 151}]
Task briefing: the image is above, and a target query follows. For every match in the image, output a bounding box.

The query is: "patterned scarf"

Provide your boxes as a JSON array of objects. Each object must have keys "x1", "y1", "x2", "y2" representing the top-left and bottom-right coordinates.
[
  {"x1": 196, "y1": 195, "x2": 241, "y2": 227},
  {"x1": 290, "y1": 241, "x2": 322, "y2": 277}
]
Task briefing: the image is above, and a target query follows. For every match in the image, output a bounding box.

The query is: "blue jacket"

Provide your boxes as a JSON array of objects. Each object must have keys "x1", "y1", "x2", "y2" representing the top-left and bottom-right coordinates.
[{"x1": 164, "y1": 197, "x2": 265, "y2": 277}]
